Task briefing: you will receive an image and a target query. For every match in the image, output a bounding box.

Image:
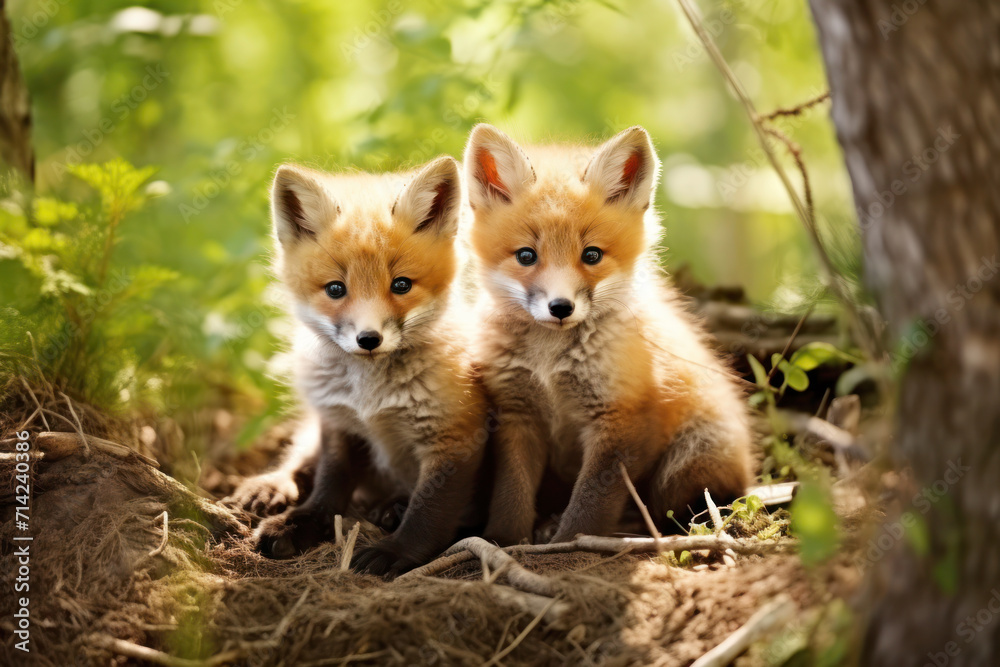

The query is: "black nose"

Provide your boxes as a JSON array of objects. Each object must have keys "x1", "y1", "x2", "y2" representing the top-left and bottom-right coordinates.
[
  {"x1": 548, "y1": 298, "x2": 574, "y2": 320},
  {"x1": 356, "y1": 331, "x2": 382, "y2": 351}
]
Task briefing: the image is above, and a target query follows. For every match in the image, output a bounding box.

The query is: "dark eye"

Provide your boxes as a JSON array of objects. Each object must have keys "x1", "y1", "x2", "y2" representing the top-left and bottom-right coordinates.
[
  {"x1": 391, "y1": 277, "x2": 412, "y2": 295},
  {"x1": 325, "y1": 281, "x2": 346, "y2": 299},
  {"x1": 582, "y1": 247, "x2": 603, "y2": 265},
  {"x1": 515, "y1": 248, "x2": 538, "y2": 266}
]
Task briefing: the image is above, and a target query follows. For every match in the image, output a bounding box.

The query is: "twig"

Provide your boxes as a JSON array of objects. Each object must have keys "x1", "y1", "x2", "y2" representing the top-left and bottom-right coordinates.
[
  {"x1": 704, "y1": 489, "x2": 724, "y2": 534},
  {"x1": 766, "y1": 304, "x2": 816, "y2": 383},
  {"x1": 482, "y1": 597, "x2": 560, "y2": 666},
  {"x1": 763, "y1": 126, "x2": 815, "y2": 229},
  {"x1": 16, "y1": 406, "x2": 41, "y2": 432},
  {"x1": 619, "y1": 461, "x2": 662, "y2": 540},
  {"x1": 339, "y1": 522, "x2": 360, "y2": 571},
  {"x1": 335, "y1": 514, "x2": 343, "y2": 546},
  {"x1": 401, "y1": 533, "x2": 793, "y2": 581},
  {"x1": 776, "y1": 411, "x2": 868, "y2": 461},
  {"x1": 671, "y1": 0, "x2": 875, "y2": 361},
  {"x1": 19, "y1": 376, "x2": 50, "y2": 430},
  {"x1": 690, "y1": 596, "x2": 795, "y2": 667},
  {"x1": 148, "y1": 511, "x2": 169, "y2": 558},
  {"x1": 88, "y1": 634, "x2": 243, "y2": 667},
  {"x1": 59, "y1": 391, "x2": 91, "y2": 456},
  {"x1": 397, "y1": 549, "x2": 478, "y2": 579},
  {"x1": 442, "y1": 537, "x2": 559, "y2": 597},
  {"x1": 757, "y1": 91, "x2": 830, "y2": 122}
]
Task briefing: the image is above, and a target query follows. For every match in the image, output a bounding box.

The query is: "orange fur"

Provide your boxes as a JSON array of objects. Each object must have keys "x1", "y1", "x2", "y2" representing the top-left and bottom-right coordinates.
[{"x1": 463, "y1": 125, "x2": 752, "y2": 544}]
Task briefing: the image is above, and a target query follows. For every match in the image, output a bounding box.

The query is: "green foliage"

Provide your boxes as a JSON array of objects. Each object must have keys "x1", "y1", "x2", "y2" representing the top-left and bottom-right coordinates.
[
  {"x1": 1, "y1": 0, "x2": 860, "y2": 443},
  {"x1": 789, "y1": 478, "x2": 841, "y2": 567},
  {"x1": 0, "y1": 160, "x2": 284, "y2": 424}
]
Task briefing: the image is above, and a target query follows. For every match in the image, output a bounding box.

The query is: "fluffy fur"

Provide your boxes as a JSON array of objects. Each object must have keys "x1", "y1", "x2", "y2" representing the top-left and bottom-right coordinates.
[
  {"x1": 228, "y1": 157, "x2": 488, "y2": 576},
  {"x1": 463, "y1": 124, "x2": 753, "y2": 544}
]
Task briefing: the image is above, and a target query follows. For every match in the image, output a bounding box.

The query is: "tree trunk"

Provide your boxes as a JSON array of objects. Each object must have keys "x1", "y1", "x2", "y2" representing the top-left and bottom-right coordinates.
[
  {"x1": 807, "y1": 1, "x2": 1000, "y2": 664},
  {"x1": 0, "y1": 1, "x2": 33, "y2": 180}
]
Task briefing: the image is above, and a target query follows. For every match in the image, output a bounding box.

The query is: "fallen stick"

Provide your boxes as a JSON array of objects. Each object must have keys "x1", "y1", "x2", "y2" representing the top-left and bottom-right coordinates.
[
  {"x1": 704, "y1": 489, "x2": 724, "y2": 534},
  {"x1": 339, "y1": 522, "x2": 360, "y2": 571},
  {"x1": 440, "y1": 537, "x2": 559, "y2": 597},
  {"x1": 619, "y1": 461, "x2": 662, "y2": 540},
  {"x1": 15, "y1": 429, "x2": 161, "y2": 467},
  {"x1": 88, "y1": 633, "x2": 243, "y2": 667},
  {"x1": 148, "y1": 511, "x2": 170, "y2": 558},
  {"x1": 690, "y1": 596, "x2": 795, "y2": 667},
  {"x1": 400, "y1": 533, "x2": 793, "y2": 581}
]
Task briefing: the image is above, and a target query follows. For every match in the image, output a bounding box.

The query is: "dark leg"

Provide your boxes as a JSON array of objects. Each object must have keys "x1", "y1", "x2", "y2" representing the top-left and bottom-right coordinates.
[
  {"x1": 351, "y1": 437, "x2": 485, "y2": 577},
  {"x1": 254, "y1": 429, "x2": 368, "y2": 559}
]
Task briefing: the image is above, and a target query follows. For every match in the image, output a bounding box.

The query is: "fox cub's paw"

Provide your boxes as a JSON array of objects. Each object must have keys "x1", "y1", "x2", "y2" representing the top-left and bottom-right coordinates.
[
  {"x1": 253, "y1": 507, "x2": 331, "y2": 559},
  {"x1": 225, "y1": 472, "x2": 299, "y2": 517},
  {"x1": 351, "y1": 538, "x2": 425, "y2": 578}
]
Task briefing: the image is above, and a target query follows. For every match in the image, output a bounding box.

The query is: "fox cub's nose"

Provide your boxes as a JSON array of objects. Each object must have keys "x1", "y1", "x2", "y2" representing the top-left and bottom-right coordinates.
[
  {"x1": 356, "y1": 331, "x2": 383, "y2": 351},
  {"x1": 548, "y1": 298, "x2": 574, "y2": 320}
]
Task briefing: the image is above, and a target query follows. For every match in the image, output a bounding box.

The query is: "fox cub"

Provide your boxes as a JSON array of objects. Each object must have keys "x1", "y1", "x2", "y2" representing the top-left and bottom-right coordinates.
[
  {"x1": 229, "y1": 156, "x2": 487, "y2": 575},
  {"x1": 464, "y1": 124, "x2": 752, "y2": 545}
]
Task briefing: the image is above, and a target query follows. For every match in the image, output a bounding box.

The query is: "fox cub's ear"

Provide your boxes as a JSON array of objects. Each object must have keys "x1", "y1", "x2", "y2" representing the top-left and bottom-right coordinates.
[
  {"x1": 583, "y1": 126, "x2": 660, "y2": 210},
  {"x1": 271, "y1": 165, "x2": 339, "y2": 247},
  {"x1": 463, "y1": 124, "x2": 535, "y2": 211},
  {"x1": 393, "y1": 156, "x2": 461, "y2": 238}
]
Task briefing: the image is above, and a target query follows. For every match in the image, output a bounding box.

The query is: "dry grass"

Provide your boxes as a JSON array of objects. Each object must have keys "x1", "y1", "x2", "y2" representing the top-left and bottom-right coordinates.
[{"x1": 0, "y1": 383, "x2": 862, "y2": 666}]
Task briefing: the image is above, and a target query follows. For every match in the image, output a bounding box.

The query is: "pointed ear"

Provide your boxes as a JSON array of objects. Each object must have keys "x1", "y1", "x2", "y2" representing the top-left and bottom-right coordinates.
[
  {"x1": 583, "y1": 126, "x2": 660, "y2": 209},
  {"x1": 271, "y1": 165, "x2": 339, "y2": 247},
  {"x1": 463, "y1": 124, "x2": 535, "y2": 211},
  {"x1": 392, "y1": 156, "x2": 461, "y2": 238}
]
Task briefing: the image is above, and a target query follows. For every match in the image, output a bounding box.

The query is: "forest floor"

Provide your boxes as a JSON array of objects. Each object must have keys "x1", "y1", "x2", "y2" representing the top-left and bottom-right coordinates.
[{"x1": 0, "y1": 291, "x2": 883, "y2": 666}]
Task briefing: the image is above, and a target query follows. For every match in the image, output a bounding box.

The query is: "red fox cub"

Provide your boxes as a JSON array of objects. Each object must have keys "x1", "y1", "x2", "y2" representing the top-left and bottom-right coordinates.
[
  {"x1": 463, "y1": 124, "x2": 752, "y2": 545},
  {"x1": 229, "y1": 156, "x2": 487, "y2": 576}
]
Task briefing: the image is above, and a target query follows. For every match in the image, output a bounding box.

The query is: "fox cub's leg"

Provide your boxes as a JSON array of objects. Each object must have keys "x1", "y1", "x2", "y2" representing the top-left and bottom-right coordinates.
[
  {"x1": 254, "y1": 427, "x2": 369, "y2": 559},
  {"x1": 549, "y1": 407, "x2": 657, "y2": 543},
  {"x1": 482, "y1": 370, "x2": 549, "y2": 546},
  {"x1": 649, "y1": 419, "x2": 751, "y2": 528},
  {"x1": 224, "y1": 418, "x2": 321, "y2": 516},
  {"x1": 352, "y1": 434, "x2": 484, "y2": 577}
]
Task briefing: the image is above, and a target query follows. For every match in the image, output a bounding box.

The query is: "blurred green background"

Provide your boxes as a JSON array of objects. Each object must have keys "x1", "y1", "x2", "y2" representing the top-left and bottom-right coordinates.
[{"x1": 0, "y1": 0, "x2": 856, "y2": 448}]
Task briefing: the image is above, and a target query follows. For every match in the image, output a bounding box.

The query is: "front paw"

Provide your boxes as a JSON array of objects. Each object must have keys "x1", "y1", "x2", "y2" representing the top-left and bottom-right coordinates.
[
  {"x1": 253, "y1": 508, "x2": 331, "y2": 559},
  {"x1": 225, "y1": 472, "x2": 299, "y2": 517},
  {"x1": 350, "y1": 538, "x2": 425, "y2": 577}
]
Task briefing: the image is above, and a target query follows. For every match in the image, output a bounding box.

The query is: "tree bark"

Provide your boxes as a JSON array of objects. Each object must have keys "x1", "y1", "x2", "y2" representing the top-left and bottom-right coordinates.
[
  {"x1": 807, "y1": 1, "x2": 1000, "y2": 664},
  {"x1": 0, "y1": 1, "x2": 33, "y2": 180}
]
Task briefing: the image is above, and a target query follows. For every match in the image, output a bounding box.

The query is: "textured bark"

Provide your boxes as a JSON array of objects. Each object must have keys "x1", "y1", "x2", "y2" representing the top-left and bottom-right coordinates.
[
  {"x1": 807, "y1": 1, "x2": 1000, "y2": 664},
  {"x1": 0, "y1": 1, "x2": 33, "y2": 180}
]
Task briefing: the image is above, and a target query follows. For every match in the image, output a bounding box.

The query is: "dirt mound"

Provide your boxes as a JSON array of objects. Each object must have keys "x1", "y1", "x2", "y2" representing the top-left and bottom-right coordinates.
[{"x1": 0, "y1": 384, "x2": 862, "y2": 666}]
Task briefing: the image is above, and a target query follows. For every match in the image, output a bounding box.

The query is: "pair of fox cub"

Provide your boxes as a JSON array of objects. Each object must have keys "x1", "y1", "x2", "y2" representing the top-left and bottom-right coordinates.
[{"x1": 226, "y1": 124, "x2": 753, "y2": 576}]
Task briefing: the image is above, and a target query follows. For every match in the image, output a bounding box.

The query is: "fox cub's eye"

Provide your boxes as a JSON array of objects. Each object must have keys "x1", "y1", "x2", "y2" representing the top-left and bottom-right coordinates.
[
  {"x1": 515, "y1": 248, "x2": 538, "y2": 266},
  {"x1": 325, "y1": 281, "x2": 346, "y2": 299},
  {"x1": 582, "y1": 247, "x2": 603, "y2": 265},
  {"x1": 391, "y1": 277, "x2": 412, "y2": 295}
]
